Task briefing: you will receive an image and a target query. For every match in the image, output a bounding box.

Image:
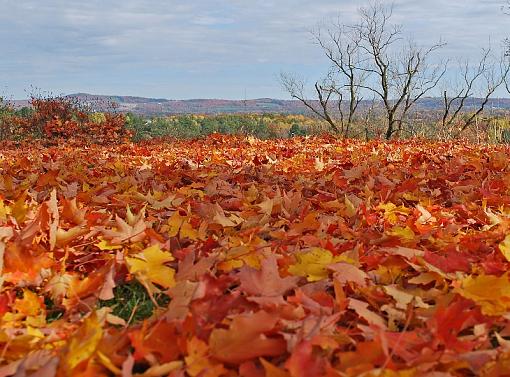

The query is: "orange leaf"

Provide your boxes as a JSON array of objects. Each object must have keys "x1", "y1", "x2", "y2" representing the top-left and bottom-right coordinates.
[{"x1": 209, "y1": 311, "x2": 286, "y2": 363}]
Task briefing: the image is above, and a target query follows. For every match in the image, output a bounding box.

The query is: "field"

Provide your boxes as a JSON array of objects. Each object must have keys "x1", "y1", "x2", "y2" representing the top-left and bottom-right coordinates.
[{"x1": 1, "y1": 135, "x2": 510, "y2": 376}]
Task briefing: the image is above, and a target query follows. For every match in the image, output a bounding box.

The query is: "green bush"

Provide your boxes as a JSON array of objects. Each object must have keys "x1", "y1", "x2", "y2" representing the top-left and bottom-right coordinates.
[
  {"x1": 126, "y1": 113, "x2": 294, "y2": 140},
  {"x1": 288, "y1": 123, "x2": 308, "y2": 137}
]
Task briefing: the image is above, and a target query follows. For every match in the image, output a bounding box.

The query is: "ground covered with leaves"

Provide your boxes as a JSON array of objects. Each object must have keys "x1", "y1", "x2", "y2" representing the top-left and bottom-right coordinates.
[{"x1": 1, "y1": 135, "x2": 510, "y2": 376}]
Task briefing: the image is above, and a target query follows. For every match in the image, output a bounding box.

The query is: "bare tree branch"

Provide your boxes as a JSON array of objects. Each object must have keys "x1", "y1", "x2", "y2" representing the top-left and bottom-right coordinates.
[
  {"x1": 458, "y1": 54, "x2": 510, "y2": 135},
  {"x1": 352, "y1": 2, "x2": 445, "y2": 139},
  {"x1": 280, "y1": 73, "x2": 340, "y2": 133},
  {"x1": 442, "y1": 49, "x2": 491, "y2": 132}
]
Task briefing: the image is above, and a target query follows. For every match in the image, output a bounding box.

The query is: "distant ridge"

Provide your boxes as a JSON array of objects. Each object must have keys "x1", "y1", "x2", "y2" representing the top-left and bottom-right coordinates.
[{"x1": 8, "y1": 93, "x2": 510, "y2": 116}]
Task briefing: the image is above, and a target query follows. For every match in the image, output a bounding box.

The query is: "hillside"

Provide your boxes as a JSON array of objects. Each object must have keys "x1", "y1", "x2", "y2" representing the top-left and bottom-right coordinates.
[{"x1": 9, "y1": 93, "x2": 510, "y2": 116}]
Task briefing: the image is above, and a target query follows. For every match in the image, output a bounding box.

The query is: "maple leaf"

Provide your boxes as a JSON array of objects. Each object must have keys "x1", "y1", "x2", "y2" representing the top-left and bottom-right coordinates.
[
  {"x1": 59, "y1": 313, "x2": 103, "y2": 374},
  {"x1": 175, "y1": 251, "x2": 216, "y2": 281},
  {"x1": 428, "y1": 298, "x2": 477, "y2": 352},
  {"x1": 383, "y1": 285, "x2": 430, "y2": 309},
  {"x1": 168, "y1": 211, "x2": 198, "y2": 240},
  {"x1": 165, "y1": 280, "x2": 200, "y2": 321},
  {"x1": 45, "y1": 273, "x2": 76, "y2": 301},
  {"x1": 55, "y1": 226, "x2": 88, "y2": 247},
  {"x1": 344, "y1": 195, "x2": 357, "y2": 217},
  {"x1": 126, "y1": 244, "x2": 176, "y2": 289},
  {"x1": 285, "y1": 341, "x2": 327, "y2": 377},
  {"x1": 212, "y1": 204, "x2": 243, "y2": 228},
  {"x1": 238, "y1": 254, "x2": 299, "y2": 296},
  {"x1": 348, "y1": 298, "x2": 387, "y2": 329},
  {"x1": 95, "y1": 237, "x2": 122, "y2": 251},
  {"x1": 5, "y1": 289, "x2": 46, "y2": 329},
  {"x1": 8, "y1": 131, "x2": 510, "y2": 375},
  {"x1": 329, "y1": 262, "x2": 369, "y2": 287},
  {"x1": 185, "y1": 337, "x2": 226, "y2": 377},
  {"x1": 386, "y1": 225, "x2": 416, "y2": 243},
  {"x1": 377, "y1": 202, "x2": 411, "y2": 224},
  {"x1": 61, "y1": 265, "x2": 114, "y2": 309},
  {"x1": 101, "y1": 214, "x2": 146, "y2": 244},
  {"x1": 456, "y1": 273, "x2": 510, "y2": 316},
  {"x1": 288, "y1": 248, "x2": 347, "y2": 282},
  {"x1": 257, "y1": 197, "x2": 274, "y2": 217},
  {"x1": 415, "y1": 204, "x2": 436, "y2": 225},
  {"x1": 128, "y1": 320, "x2": 182, "y2": 363},
  {"x1": 61, "y1": 197, "x2": 86, "y2": 225},
  {"x1": 209, "y1": 310, "x2": 287, "y2": 363},
  {"x1": 3, "y1": 241, "x2": 53, "y2": 286},
  {"x1": 287, "y1": 212, "x2": 320, "y2": 236}
]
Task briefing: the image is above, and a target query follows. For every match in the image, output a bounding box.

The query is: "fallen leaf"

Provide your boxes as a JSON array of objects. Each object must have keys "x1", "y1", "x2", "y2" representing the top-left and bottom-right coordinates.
[
  {"x1": 209, "y1": 311, "x2": 286, "y2": 363},
  {"x1": 126, "y1": 244, "x2": 176, "y2": 289}
]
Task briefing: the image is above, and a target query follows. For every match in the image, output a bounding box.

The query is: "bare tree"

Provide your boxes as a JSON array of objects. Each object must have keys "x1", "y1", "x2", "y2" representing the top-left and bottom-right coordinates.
[
  {"x1": 281, "y1": 1, "x2": 445, "y2": 139},
  {"x1": 441, "y1": 48, "x2": 510, "y2": 138},
  {"x1": 352, "y1": 3, "x2": 446, "y2": 139},
  {"x1": 280, "y1": 17, "x2": 367, "y2": 136},
  {"x1": 311, "y1": 22, "x2": 368, "y2": 136}
]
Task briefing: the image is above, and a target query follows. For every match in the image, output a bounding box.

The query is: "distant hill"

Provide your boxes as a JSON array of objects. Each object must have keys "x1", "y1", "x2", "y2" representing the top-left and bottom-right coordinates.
[{"x1": 8, "y1": 93, "x2": 510, "y2": 116}]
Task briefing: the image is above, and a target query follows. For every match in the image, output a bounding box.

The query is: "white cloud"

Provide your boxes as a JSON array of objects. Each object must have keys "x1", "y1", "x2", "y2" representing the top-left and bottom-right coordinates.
[{"x1": 0, "y1": 0, "x2": 508, "y2": 98}]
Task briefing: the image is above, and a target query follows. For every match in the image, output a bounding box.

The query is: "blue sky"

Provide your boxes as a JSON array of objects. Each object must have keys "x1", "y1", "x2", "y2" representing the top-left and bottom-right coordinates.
[{"x1": 0, "y1": 0, "x2": 508, "y2": 99}]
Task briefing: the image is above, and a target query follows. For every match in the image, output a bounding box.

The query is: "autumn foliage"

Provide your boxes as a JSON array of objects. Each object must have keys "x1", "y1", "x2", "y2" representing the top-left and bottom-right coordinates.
[
  {"x1": 1, "y1": 135, "x2": 510, "y2": 376},
  {"x1": 2, "y1": 96, "x2": 131, "y2": 144}
]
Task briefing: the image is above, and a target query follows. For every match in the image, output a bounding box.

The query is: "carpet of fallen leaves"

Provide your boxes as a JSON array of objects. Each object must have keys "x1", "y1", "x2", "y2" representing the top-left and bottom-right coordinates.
[{"x1": 1, "y1": 135, "x2": 510, "y2": 376}]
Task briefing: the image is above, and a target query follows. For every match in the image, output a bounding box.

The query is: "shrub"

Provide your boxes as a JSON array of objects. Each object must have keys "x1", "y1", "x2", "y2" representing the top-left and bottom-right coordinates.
[
  {"x1": 288, "y1": 123, "x2": 308, "y2": 137},
  {"x1": 1, "y1": 96, "x2": 132, "y2": 144}
]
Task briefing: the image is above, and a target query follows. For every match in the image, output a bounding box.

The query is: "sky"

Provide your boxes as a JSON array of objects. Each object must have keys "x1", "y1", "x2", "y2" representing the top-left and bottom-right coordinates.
[{"x1": 0, "y1": 0, "x2": 508, "y2": 100}]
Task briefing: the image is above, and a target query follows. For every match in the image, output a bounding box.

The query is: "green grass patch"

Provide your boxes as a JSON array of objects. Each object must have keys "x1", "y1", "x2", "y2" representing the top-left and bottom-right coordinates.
[{"x1": 99, "y1": 281, "x2": 170, "y2": 323}]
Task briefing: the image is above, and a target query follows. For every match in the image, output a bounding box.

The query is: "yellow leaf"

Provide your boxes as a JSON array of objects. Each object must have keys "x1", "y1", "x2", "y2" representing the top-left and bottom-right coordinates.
[
  {"x1": 456, "y1": 273, "x2": 510, "y2": 316},
  {"x1": 126, "y1": 244, "x2": 176, "y2": 288},
  {"x1": 168, "y1": 212, "x2": 185, "y2": 237},
  {"x1": 63, "y1": 313, "x2": 103, "y2": 371},
  {"x1": 180, "y1": 221, "x2": 198, "y2": 240},
  {"x1": 288, "y1": 248, "x2": 344, "y2": 282},
  {"x1": 0, "y1": 200, "x2": 11, "y2": 221},
  {"x1": 11, "y1": 191, "x2": 28, "y2": 224},
  {"x1": 26, "y1": 326, "x2": 45, "y2": 338},
  {"x1": 499, "y1": 235, "x2": 510, "y2": 262},
  {"x1": 387, "y1": 226, "x2": 416, "y2": 242},
  {"x1": 95, "y1": 237, "x2": 122, "y2": 251},
  {"x1": 377, "y1": 202, "x2": 411, "y2": 224}
]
